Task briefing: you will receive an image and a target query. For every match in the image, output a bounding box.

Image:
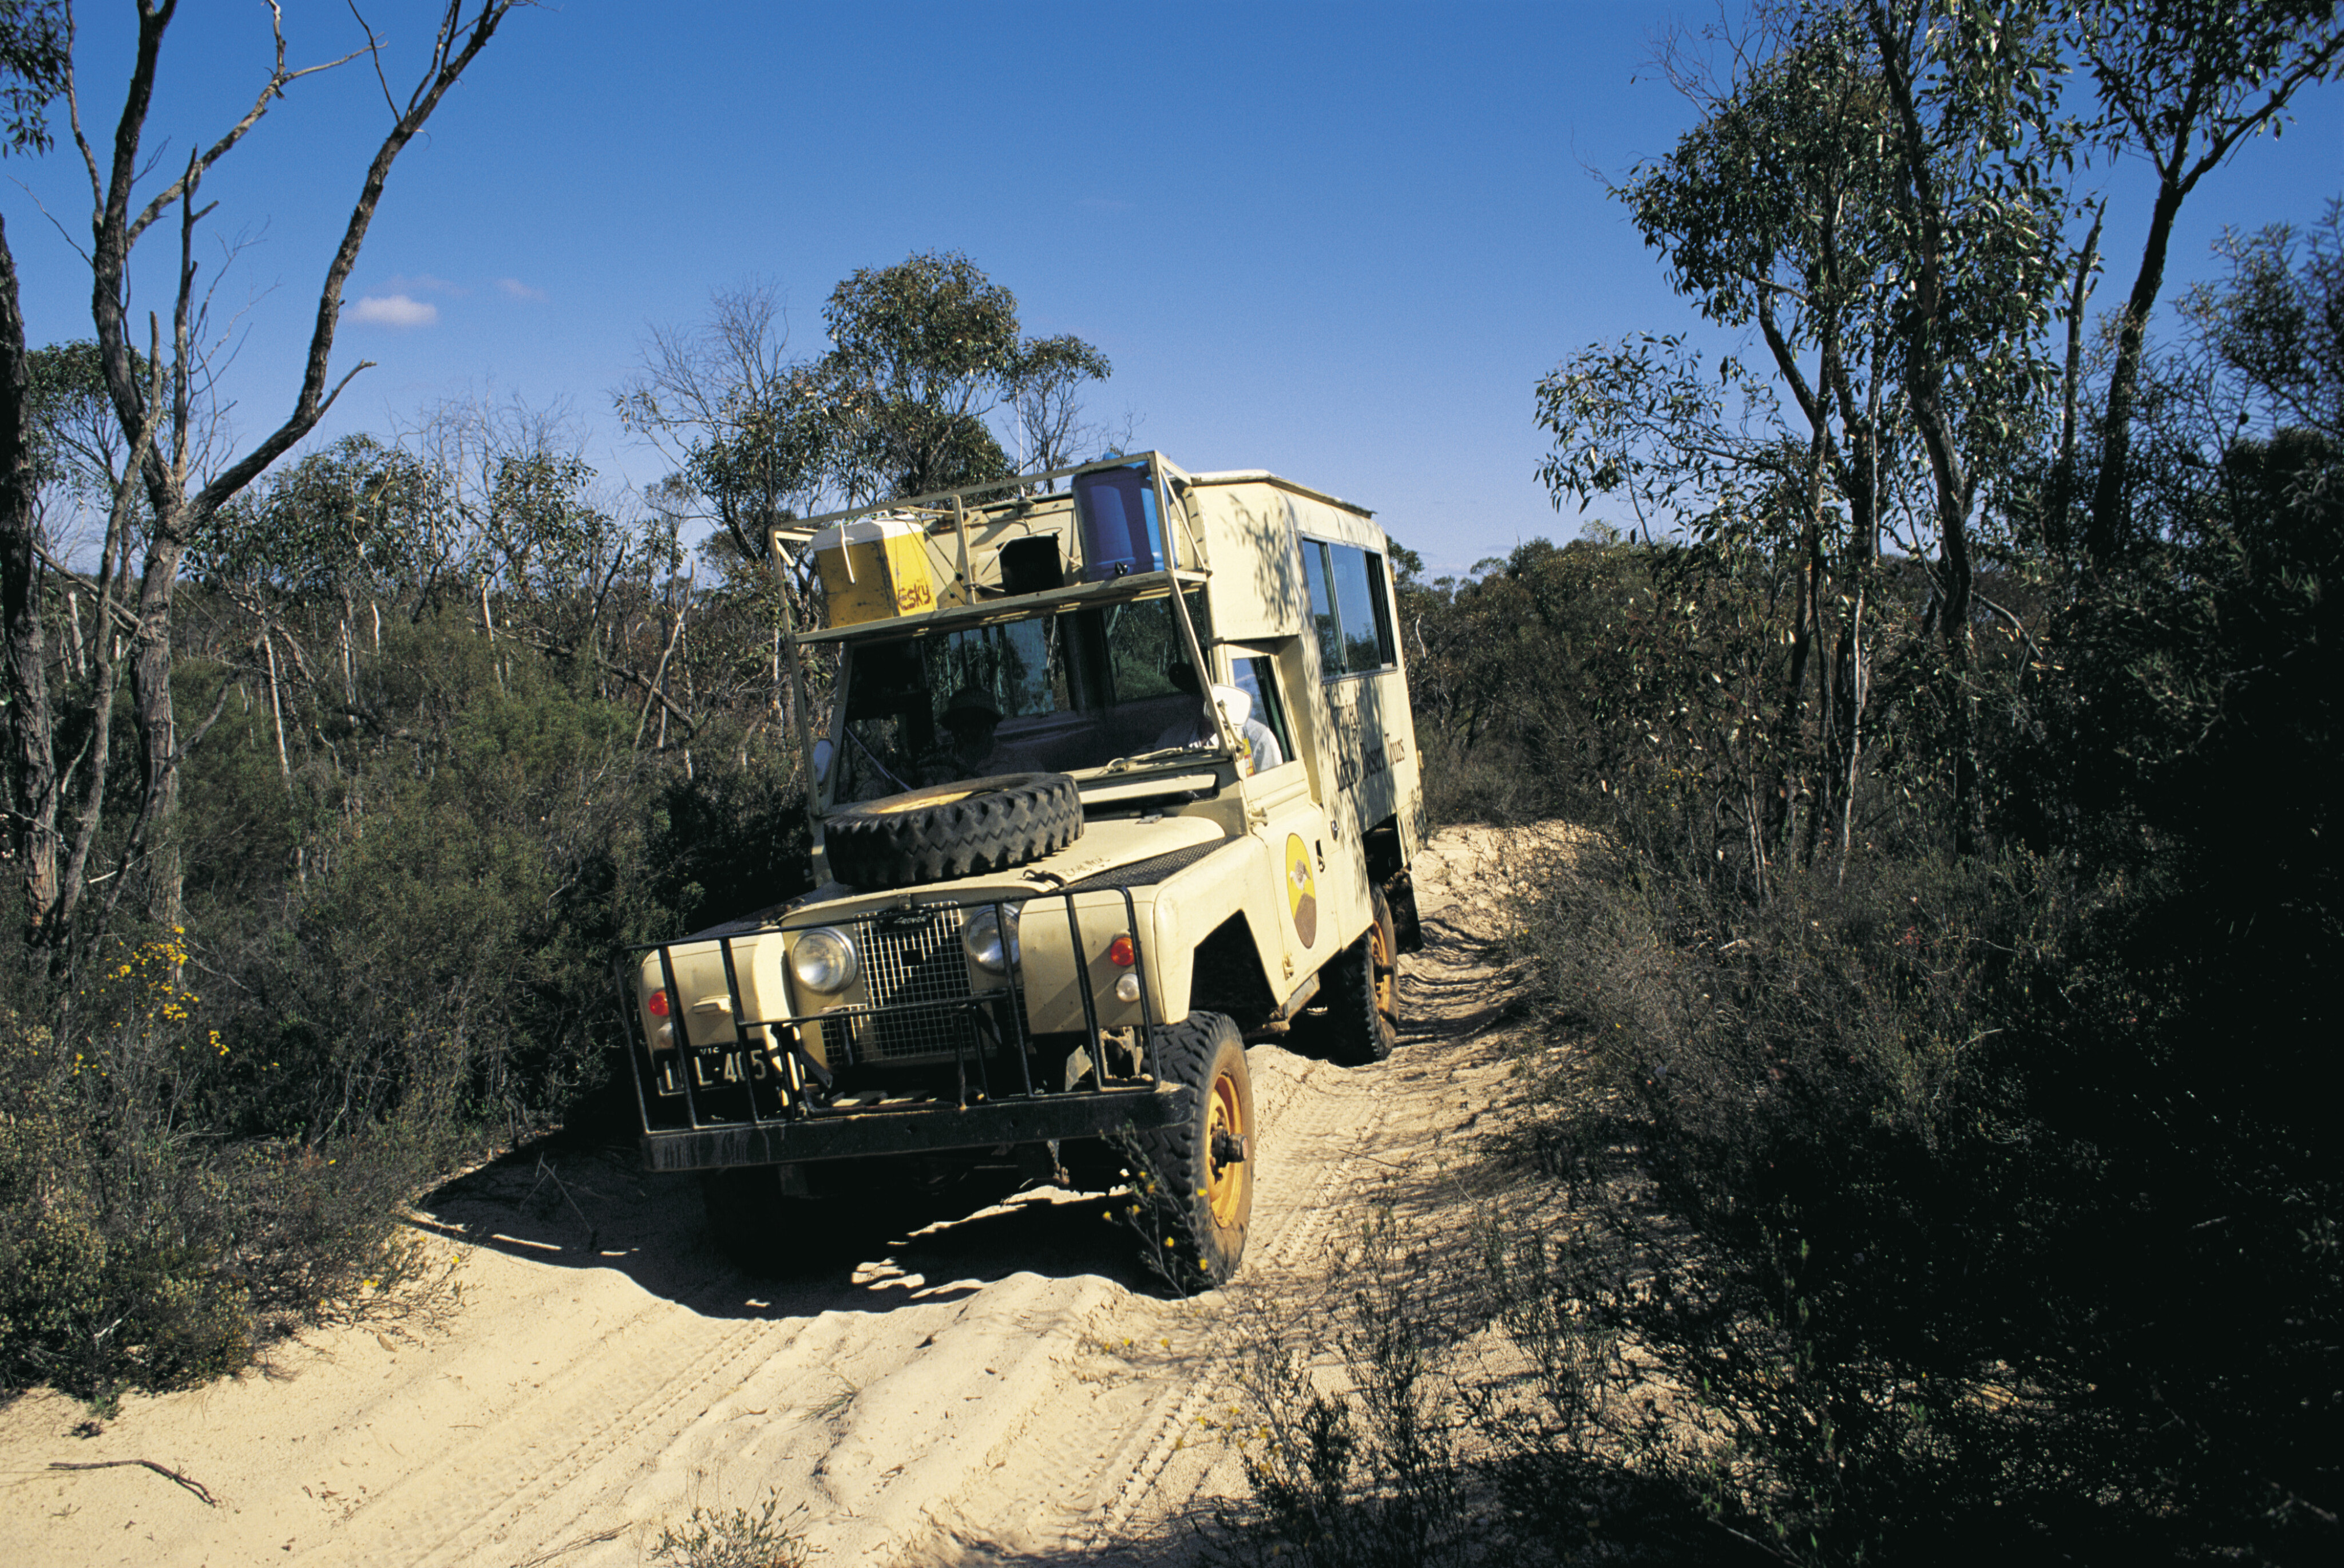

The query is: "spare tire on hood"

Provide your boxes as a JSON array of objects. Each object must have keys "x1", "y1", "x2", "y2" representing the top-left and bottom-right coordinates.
[{"x1": 825, "y1": 773, "x2": 1082, "y2": 890}]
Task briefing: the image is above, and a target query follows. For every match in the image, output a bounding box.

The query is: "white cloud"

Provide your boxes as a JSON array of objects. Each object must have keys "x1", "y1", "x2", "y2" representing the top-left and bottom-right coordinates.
[
  {"x1": 496, "y1": 277, "x2": 547, "y2": 302},
  {"x1": 350, "y1": 294, "x2": 438, "y2": 328}
]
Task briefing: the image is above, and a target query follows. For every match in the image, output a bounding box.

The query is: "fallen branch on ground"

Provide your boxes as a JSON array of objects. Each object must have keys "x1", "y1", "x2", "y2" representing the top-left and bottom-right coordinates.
[{"x1": 49, "y1": 1459, "x2": 217, "y2": 1506}]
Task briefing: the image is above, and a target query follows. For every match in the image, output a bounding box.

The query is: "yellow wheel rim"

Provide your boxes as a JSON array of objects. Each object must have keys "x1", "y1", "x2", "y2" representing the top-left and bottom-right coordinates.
[
  {"x1": 1370, "y1": 916, "x2": 1396, "y2": 1030},
  {"x1": 1206, "y1": 1067, "x2": 1249, "y2": 1228}
]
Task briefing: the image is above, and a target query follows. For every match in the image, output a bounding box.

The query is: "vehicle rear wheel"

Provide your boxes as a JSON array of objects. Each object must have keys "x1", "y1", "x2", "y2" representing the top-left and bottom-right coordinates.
[
  {"x1": 1320, "y1": 886, "x2": 1399, "y2": 1066},
  {"x1": 1133, "y1": 1011, "x2": 1254, "y2": 1288},
  {"x1": 825, "y1": 772, "x2": 1081, "y2": 890}
]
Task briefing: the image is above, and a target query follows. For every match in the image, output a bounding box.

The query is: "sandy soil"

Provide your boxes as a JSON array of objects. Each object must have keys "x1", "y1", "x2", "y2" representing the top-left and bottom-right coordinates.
[{"x1": 0, "y1": 823, "x2": 1575, "y2": 1567}]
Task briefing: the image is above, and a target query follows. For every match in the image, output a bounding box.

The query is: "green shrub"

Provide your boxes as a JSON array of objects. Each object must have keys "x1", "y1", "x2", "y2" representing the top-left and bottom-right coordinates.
[
  {"x1": 1493, "y1": 829, "x2": 2340, "y2": 1562},
  {"x1": 0, "y1": 1208, "x2": 252, "y2": 1401},
  {"x1": 3, "y1": 926, "x2": 484, "y2": 1399}
]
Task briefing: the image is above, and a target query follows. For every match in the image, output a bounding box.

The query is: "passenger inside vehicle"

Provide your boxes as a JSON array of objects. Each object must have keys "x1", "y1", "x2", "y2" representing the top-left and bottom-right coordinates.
[{"x1": 832, "y1": 591, "x2": 1227, "y2": 801}]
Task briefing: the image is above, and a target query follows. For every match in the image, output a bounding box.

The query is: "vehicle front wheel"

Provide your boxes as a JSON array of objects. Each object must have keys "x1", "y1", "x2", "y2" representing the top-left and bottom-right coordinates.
[
  {"x1": 1132, "y1": 1011, "x2": 1254, "y2": 1288},
  {"x1": 1318, "y1": 886, "x2": 1400, "y2": 1066}
]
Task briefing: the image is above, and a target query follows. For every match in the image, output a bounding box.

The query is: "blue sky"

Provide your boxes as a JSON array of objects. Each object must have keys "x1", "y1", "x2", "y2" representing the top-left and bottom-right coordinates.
[{"x1": 10, "y1": 1, "x2": 2342, "y2": 576}]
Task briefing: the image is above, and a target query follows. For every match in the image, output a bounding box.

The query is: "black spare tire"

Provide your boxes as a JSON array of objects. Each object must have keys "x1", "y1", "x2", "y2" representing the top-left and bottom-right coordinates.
[{"x1": 825, "y1": 773, "x2": 1082, "y2": 890}]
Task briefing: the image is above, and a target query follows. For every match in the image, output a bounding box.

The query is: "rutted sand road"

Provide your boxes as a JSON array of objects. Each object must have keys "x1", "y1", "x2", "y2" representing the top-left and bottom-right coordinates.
[{"x1": 0, "y1": 826, "x2": 1565, "y2": 1567}]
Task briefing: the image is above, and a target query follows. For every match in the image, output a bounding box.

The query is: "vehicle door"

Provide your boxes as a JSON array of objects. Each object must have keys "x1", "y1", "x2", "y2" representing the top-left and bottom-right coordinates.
[{"x1": 1225, "y1": 643, "x2": 1334, "y2": 997}]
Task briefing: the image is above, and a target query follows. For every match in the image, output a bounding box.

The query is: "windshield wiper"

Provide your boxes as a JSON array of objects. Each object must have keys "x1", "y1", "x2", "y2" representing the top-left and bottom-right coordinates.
[{"x1": 1100, "y1": 744, "x2": 1220, "y2": 775}]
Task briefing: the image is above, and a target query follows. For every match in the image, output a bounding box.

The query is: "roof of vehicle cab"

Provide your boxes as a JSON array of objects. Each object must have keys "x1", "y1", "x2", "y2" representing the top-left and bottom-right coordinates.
[{"x1": 1187, "y1": 470, "x2": 1374, "y2": 518}]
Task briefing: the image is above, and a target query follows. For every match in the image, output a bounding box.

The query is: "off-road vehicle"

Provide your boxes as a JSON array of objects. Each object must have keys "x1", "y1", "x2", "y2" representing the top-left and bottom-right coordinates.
[{"x1": 619, "y1": 452, "x2": 1425, "y2": 1285}]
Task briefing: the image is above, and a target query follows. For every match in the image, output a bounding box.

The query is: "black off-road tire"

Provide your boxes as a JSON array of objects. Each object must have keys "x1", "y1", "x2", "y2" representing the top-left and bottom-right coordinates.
[
  {"x1": 1133, "y1": 1011, "x2": 1255, "y2": 1288},
  {"x1": 1320, "y1": 886, "x2": 1400, "y2": 1066},
  {"x1": 825, "y1": 773, "x2": 1081, "y2": 890}
]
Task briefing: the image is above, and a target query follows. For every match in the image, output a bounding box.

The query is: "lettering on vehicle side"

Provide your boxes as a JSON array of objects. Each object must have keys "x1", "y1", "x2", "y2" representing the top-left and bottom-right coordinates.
[
  {"x1": 1326, "y1": 696, "x2": 1392, "y2": 796},
  {"x1": 1333, "y1": 730, "x2": 1387, "y2": 793}
]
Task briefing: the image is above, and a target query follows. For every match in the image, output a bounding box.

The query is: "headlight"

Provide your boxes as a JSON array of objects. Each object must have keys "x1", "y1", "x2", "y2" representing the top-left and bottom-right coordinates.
[
  {"x1": 790, "y1": 926, "x2": 859, "y2": 993},
  {"x1": 961, "y1": 904, "x2": 1021, "y2": 975}
]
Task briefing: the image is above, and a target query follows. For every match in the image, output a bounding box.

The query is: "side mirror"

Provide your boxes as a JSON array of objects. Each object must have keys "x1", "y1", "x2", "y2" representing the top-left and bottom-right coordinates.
[{"x1": 811, "y1": 738, "x2": 834, "y2": 782}]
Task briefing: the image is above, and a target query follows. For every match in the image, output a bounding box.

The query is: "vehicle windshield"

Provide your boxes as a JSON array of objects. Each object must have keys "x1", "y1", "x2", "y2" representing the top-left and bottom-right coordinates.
[{"x1": 831, "y1": 590, "x2": 1221, "y2": 803}]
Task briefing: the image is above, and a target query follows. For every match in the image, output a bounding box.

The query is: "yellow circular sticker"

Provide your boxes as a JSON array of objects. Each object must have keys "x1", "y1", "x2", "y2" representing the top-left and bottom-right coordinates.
[{"x1": 1284, "y1": 833, "x2": 1317, "y2": 948}]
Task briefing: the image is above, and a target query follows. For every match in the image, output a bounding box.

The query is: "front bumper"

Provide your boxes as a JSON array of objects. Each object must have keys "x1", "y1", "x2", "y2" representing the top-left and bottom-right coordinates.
[
  {"x1": 638, "y1": 1081, "x2": 1191, "y2": 1172},
  {"x1": 621, "y1": 886, "x2": 1175, "y2": 1175}
]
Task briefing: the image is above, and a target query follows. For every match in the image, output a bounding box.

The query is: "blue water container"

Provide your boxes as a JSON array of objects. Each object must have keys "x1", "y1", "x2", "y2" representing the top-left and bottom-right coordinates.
[{"x1": 1075, "y1": 464, "x2": 1166, "y2": 581}]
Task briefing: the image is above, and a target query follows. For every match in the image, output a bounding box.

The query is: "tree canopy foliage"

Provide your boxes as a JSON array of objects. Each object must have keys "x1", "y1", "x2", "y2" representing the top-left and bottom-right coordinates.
[{"x1": 618, "y1": 252, "x2": 1112, "y2": 564}]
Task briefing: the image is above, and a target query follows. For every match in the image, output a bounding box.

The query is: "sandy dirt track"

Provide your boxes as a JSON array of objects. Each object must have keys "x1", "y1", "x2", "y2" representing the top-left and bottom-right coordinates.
[{"x1": 0, "y1": 825, "x2": 1562, "y2": 1567}]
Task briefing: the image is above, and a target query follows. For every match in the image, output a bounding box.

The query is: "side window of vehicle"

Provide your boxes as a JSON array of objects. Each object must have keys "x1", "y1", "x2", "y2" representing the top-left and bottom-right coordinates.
[
  {"x1": 1230, "y1": 654, "x2": 1294, "y2": 772},
  {"x1": 1300, "y1": 538, "x2": 1398, "y2": 678},
  {"x1": 1332, "y1": 546, "x2": 1396, "y2": 672},
  {"x1": 1301, "y1": 540, "x2": 1343, "y2": 676}
]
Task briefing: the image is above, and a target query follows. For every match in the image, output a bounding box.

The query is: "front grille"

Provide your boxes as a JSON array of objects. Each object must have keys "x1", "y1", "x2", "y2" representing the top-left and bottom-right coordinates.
[{"x1": 857, "y1": 908, "x2": 976, "y2": 1060}]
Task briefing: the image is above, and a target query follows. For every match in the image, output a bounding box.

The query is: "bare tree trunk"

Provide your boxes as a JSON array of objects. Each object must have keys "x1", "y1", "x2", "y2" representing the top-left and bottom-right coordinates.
[
  {"x1": 265, "y1": 631, "x2": 291, "y2": 781},
  {"x1": 1870, "y1": 1, "x2": 1979, "y2": 855},
  {"x1": 124, "y1": 518, "x2": 191, "y2": 926},
  {"x1": 2088, "y1": 179, "x2": 2185, "y2": 561},
  {"x1": 339, "y1": 585, "x2": 355, "y2": 705},
  {"x1": 2051, "y1": 205, "x2": 2104, "y2": 557},
  {"x1": 1801, "y1": 544, "x2": 1832, "y2": 870},
  {"x1": 1766, "y1": 428, "x2": 1826, "y2": 861},
  {"x1": 0, "y1": 211, "x2": 60, "y2": 937},
  {"x1": 1838, "y1": 582, "x2": 1870, "y2": 881},
  {"x1": 636, "y1": 603, "x2": 686, "y2": 751},
  {"x1": 56, "y1": 568, "x2": 126, "y2": 940},
  {"x1": 65, "y1": 587, "x2": 84, "y2": 678}
]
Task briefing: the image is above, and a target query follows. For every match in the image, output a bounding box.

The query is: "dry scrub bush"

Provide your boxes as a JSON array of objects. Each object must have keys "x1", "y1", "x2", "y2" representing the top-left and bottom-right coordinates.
[
  {"x1": 1215, "y1": 1211, "x2": 1477, "y2": 1568},
  {"x1": 650, "y1": 1491, "x2": 807, "y2": 1568},
  {"x1": 0, "y1": 942, "x2": 445, "y2": 1401},
  {"x1": 1497, "y1": 844, "x2": 2106, "y2": 1561}
]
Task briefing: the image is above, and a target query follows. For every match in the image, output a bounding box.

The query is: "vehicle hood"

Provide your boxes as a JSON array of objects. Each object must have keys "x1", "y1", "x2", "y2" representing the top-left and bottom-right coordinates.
[{"x1": 710, "y1": 815, "x2": 1229, "y2": 936}]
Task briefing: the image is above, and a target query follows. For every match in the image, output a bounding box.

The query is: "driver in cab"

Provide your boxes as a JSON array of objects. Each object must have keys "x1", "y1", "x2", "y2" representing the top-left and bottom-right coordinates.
[{"x1": 913, "y1": 686, "x2": 1028, "y2": 786}]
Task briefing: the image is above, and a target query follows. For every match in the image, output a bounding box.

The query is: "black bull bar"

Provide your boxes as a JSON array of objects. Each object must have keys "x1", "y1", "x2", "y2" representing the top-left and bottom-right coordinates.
[{"x1": 617, "y1": 885, "x2": 1187, "y2": 1173}]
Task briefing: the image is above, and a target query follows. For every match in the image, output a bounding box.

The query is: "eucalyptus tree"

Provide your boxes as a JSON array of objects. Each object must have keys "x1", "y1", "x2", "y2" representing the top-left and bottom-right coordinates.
[
  {"x1": 1008, "y1": 330, "x2": 1118, "y2": 476},
  {"x1": 1551, "y1": 2, "x2": 2076, "y2": 861},
  {"x1": 2073, "y1": 0, "x2": 2344, "y2": 559},
  {"x1": 2179, "y1": 200, "x2": 2344, "y2": 442},
  {"x1": 192, "y1": 432, "x2": 437, "y2": 739},
  {"x1": 0, "y1": 0, "x2": 521, "y2": 950},
  {"x1": 1538, "y1": 333, "x2": 1834, "y2": 886},
  {"x1": 623, "y1": 256, "x2": 1111, "y2": 551},
  {"x1": 0, "y1": 0, "x2": 72, "y2": 947},
  {"x1": 821, "y1": 251, "x2": 1108, "y2": 505},
  {"x1": 615, "y1": 281, "x2": 831, "y2": 567},
  {"x1": 1614, "y1": 7, "x2": 1915, "y2": 861}
]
